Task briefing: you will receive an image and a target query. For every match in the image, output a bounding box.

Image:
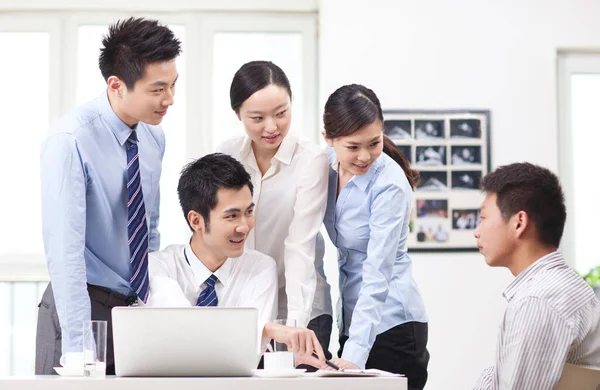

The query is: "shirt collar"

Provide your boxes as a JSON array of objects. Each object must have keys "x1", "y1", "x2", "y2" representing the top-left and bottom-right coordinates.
[
  {"x1": 503, "y1": 251, "x2": 565, "y2": 302},
  {"x1": 326, "y1": 146, "x2": 338, "y2": 171},
  {"x1": 184, "y1": 243, "x2": 231, "y2": 288},
  {"x1": 272, "y1": 131, "x2": 298, "y2": 166},
  {"x1": 351, "y1": 155, "x2": 383, "y2": 193},
  {"x1": 239, "y1": 132, "x2": 299, "y2": 167},
  {"x1": 97, "y1": 90, "x2": 136, "y2": 146},
  {"x1": 327, "y1": 146, "x2": 384, "y2": 193},
  {"x1": 239, "y1": 135, "x2": 253, "y2": 162}
]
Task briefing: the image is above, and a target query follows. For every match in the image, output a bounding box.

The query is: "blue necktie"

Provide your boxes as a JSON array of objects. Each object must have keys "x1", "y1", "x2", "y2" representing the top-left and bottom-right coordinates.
[
  {"x1": 196, "y1": 274, "x2": 218, "y2": 307},
  {"x1": 126, "y1": 131, "x2": 149, "y2": 303}
]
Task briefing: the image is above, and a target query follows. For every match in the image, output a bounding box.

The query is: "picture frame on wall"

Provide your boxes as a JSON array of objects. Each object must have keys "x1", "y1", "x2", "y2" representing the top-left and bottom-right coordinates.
[{"x1": 383, "y1": 109, "x2": 491, "y2": 252}]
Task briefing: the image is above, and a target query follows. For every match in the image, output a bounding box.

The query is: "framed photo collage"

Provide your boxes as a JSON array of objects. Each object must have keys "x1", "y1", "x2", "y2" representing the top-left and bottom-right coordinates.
[{"x1": 383, "y1": 110, "x2": 491, "y2": 251}]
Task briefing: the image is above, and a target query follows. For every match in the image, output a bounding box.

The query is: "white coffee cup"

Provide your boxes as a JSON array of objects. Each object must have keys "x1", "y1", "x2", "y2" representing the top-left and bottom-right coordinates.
[
  {"x1": 264, "y1": 351, "x2": 295, "y2": 370},
  {"x1": 264, "y1": 319, "x2": 297, "y2": 371},
  {"x1": 59, "y1": 352, "x2": 84, "y2": 374}
]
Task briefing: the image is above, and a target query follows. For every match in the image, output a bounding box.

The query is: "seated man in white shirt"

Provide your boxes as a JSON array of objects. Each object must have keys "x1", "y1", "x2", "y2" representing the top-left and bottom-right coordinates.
[
  {"x1": 472, "y1": 162, "x2": 600, "y2": 389},
  {"x1": 146, "y1": 153, "x2": 326, "y2": 368}
]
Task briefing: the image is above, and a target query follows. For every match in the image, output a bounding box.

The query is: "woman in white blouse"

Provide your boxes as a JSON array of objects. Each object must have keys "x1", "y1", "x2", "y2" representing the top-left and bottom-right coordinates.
[{"x1": 217, "y1": 61, "x2": 332, "y2": 358}]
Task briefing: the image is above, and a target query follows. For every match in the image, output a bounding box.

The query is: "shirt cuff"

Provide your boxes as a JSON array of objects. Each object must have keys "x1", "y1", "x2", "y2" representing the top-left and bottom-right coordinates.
[
  {"x1": 258, "y1": 319, "x2": 270, "y2": 352},
  {"x1": 473, "y1": 365, "x2": 495, "y2": 389},
  {"x1": 287, "y1": 310, "x2": 309, "y2": 328},
  {"x1": 341, "y1": 340, "x2": 370, "y2": 369},
  {"x1": 257, "y1": 319, "x2": 271, "y2": 367}
]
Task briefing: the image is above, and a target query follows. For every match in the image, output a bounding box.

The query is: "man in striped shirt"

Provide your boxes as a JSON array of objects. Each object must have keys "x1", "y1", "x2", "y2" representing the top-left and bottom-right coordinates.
[{"x1": 473, "y1": 162, "x2": 600, "y2": 389}]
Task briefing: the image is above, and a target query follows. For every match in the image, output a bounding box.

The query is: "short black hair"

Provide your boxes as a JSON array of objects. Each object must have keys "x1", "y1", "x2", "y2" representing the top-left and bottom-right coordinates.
[
  {"x1": 480, "y1": 162, "x2": 566, "y2": 248},
  {"x1": 177, "y1": 153, "x2": 254, "y2": 233},
  {"x1": 99, "y1": 17, "x2": 181, "y2": 90},
  {"x1": 230, "y1": 61, "x2": 292, "y2": 113}
]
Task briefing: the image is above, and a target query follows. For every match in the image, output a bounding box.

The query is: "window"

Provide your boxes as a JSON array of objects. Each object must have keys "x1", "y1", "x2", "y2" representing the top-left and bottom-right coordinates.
[
  {"x1": 0, "y1": 31, "x2": 49, "y2": 257},
  {"x1": 558, "y1": 52, "x2": 600, "y2": 274}
]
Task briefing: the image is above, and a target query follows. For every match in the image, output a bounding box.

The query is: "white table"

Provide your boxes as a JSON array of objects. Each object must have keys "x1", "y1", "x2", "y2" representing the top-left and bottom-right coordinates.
[{"x1": 1, "y1": 375, "x2": 406, "y2": 390}]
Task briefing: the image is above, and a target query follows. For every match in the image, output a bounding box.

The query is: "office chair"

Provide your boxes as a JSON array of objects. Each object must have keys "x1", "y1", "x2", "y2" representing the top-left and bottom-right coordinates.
[{"x1": 556, "y1": 362, "x2": 600, "y2": 390}]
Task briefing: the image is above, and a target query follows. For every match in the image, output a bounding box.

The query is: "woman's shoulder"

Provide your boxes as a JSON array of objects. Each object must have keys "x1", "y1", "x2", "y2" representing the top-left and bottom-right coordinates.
[
  {"x1": 292, "y1": 132, "x2": 327, "y2": 159},
  {"x1": 372, "y1": 153, "x2": 412, "y2": 193},
  {"x1": 216, "y1": 134, "x2": 246, "y2": 156}
]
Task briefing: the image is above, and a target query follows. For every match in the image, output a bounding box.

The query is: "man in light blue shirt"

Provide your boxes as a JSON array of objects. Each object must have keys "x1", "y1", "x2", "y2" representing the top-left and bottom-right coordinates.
[{"x1": 36, "y1": 17, "x2": 181, "y2": 375}]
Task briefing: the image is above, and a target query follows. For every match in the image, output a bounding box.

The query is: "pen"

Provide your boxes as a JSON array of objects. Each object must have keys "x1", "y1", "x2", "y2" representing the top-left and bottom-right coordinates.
[
  {"x1": 311, "y1": 352, "x2": 343, "y2": 371},
  {"x1": 324, "y1": 359, "x2": 343, "y2": 372}
]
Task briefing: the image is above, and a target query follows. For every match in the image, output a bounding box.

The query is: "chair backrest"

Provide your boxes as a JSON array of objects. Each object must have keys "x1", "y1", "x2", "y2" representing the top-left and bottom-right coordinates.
[{"x1": 556, "y1": 363, "x2": 600, "y2": 390}]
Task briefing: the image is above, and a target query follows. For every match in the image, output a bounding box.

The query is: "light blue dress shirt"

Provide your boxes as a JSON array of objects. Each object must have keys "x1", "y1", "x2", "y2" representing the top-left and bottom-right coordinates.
[
  {"x1": 40, "y1": 92, "x2": 165, "y2": 354},
  {"x1": 323, "y1": 147, "x2": 428, "y2": 369}
]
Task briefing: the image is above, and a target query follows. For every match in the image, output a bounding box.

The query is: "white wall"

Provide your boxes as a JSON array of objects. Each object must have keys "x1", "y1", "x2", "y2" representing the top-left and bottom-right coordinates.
[{"x1": 318, "y1": 0, "x2": 600, "y2": 389}]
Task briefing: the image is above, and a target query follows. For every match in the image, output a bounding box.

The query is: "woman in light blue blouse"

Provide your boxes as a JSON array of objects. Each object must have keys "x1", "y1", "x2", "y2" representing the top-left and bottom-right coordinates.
[{"x1": 322, "y1": 84, "x2": 429, "y2": 390}]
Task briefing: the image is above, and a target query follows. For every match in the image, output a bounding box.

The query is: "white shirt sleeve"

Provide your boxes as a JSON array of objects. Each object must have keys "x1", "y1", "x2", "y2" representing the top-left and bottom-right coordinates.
[
  {"x1": 283, "y1": 151, "x2": 329, "y2": 327},
  {"x1": 147, "y1": 252, "x2": 192, "y2": 307},
  {"x1": 238, "y1": 253, "x2": 278, "y2": 356}
]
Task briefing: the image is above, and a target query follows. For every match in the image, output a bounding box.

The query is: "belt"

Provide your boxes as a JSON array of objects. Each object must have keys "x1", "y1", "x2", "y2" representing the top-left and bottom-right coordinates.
[{"x1": 87, "y1": 284, "x2": 138, "y2": 307}]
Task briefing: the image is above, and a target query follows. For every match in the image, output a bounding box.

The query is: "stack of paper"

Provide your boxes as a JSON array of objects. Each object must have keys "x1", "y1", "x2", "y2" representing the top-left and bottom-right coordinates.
[{"x1": 306, "y1": 369, "x2": 404, "y2": 377}]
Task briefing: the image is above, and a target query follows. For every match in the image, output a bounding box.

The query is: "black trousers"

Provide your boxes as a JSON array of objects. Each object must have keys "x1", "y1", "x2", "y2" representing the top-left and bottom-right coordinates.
[
  {"x1": 35, "y1": 282, "x2": 134, "y2": 375},
  {"x1": 339, "y1": 322, "x2": 429, "y2": 390},
  {"x1": 307, "y1": 314, "x2": 333, "y2": 360}
]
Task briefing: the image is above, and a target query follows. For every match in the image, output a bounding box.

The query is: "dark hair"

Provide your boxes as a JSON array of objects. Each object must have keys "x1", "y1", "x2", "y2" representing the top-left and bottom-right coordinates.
[
  {"x1": 480, "y1": 162, "x2": 566, "y2": 248},
  {"x1": 99, "y1": 17, "x2": 181, "y2": 90},
  {"x1": 323, "y1": 84, "x2": 419, "y2": 189},
  {"x1": 177, "y1": 153, "x2": 254, "y2": 233},
  {"x1": 230, "y1": 61, "x2": 292, "y2": 113}
]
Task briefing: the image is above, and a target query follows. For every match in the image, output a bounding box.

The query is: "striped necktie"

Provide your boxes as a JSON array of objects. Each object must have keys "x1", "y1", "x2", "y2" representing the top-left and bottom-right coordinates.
[
  {"x1": 196, "y1": 274, "x2": 218, "y2": 307},
  {"x1": 126, "y1": 131, "x2": 149, "y2": 303}
]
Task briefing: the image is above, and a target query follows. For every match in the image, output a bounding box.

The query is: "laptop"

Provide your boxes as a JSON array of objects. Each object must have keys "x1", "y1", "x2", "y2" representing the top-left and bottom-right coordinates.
[{"x1": 112, "y1": 307, "x2": 258, "y2": 377}]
